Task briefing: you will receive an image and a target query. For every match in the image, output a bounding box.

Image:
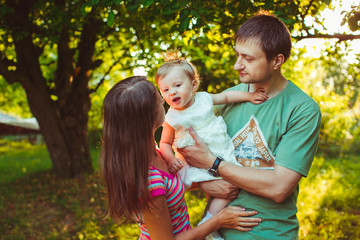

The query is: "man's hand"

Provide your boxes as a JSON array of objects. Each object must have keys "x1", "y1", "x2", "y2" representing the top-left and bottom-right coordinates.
[
  {"x1": 199, "y1": 179, "x2": 240, "y2": 199},
  {"x1": 177, "y1": 128, "x2": 215, "y2": 169}
]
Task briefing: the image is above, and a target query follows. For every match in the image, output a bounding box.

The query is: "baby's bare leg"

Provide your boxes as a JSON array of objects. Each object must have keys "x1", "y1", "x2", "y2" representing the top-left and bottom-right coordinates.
[{"x1": 209, "y1": 197, "x2": 232, "y2": 215}]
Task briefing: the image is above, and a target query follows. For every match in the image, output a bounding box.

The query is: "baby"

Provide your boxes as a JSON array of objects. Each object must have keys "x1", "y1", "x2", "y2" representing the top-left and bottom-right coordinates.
[{"x1": 155, "y1": 51, "x2": 268, "y2": 239}]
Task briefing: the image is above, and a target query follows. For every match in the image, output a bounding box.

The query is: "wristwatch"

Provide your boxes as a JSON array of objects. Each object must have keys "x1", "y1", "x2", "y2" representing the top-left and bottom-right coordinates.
[{"x1": 207, "y1": 157, "x2": 224, "y2": 177}]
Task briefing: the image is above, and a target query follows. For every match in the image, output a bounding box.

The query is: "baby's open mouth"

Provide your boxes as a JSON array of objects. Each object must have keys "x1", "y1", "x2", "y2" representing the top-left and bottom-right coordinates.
[{"x1": 172, "y1": 97, "x2": 180, "y2": 103}]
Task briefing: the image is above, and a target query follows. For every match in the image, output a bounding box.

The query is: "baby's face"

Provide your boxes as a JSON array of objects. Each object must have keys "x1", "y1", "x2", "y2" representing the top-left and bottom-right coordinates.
[{"x1": 158, "y1": 67, "x2": 196, "y2": 110}]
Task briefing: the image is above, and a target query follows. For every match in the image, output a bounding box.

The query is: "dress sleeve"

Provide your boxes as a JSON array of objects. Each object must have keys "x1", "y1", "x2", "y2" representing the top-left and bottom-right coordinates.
[{"x1": 148, "y1": 169, "x2": 166, "y2": 197}]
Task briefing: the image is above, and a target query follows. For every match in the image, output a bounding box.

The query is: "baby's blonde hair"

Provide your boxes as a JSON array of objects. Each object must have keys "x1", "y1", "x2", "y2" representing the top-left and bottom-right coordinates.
[{"x1": 155, "y1": 50, "x2": 200, "y2": 92}]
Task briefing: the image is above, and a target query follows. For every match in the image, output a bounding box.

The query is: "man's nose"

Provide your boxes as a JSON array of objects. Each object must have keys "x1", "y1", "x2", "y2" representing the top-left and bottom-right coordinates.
[{"x1": 234, "y1": 58, "x2": 245, "y2": 71}]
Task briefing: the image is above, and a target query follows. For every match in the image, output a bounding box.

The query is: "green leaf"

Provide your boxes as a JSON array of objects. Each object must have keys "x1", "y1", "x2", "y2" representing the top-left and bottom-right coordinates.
[
  {"x1": 91, "y1": 0, "x2": 100, "y2": 5},
  {"x1": 125, "y1": 0, "x2": 141, "y2": 11},
  {"x1": 107, "y1": 11, "x2": 115, "y2": 26},
  {"x1": 163, "y1": 3, "x2": 181, "y2": 15},
  {"x1": 142, "y1": 0, "x2": 154, "y2": 7},
  {"x1": 179, "y1": 16, "x2": 191, "y2": 32},
  {"x1": 264, "y1": 0, "x2": 274, "y2": 9}
]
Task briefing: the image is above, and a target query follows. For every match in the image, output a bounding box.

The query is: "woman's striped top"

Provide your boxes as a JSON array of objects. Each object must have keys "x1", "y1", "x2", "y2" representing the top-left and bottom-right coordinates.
[{"x1": 137, "y1": 165, "x2": 191, "y2": 239}]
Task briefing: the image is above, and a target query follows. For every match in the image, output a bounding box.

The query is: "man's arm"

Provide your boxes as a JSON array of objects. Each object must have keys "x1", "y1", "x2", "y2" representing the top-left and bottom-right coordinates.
[
  {"x1": 177, "y1": 128, "x2": 302, "y2": 203},
  {"x1": 219, "y1": 162, "x2": 301, "y2": 203},
  {"x1": 198, "y1": 179, "x2": 240, "y2": 199}
]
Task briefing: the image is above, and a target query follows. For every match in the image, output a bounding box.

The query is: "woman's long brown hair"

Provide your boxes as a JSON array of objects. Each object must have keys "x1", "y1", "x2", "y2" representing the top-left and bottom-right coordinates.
[{"x1": 100, "y1": 76, "x2": 159, "y2": 222}]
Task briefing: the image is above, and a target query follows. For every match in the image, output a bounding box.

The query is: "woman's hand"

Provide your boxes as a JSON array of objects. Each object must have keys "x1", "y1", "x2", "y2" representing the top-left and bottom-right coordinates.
[{"x1": 215, "y1": 206, "x2": 262, "y2": 232}]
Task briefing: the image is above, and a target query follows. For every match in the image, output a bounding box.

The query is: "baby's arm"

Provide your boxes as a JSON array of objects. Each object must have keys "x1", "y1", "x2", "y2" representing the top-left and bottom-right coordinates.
[
  {"x1": 160, "y1": 122, "x2": 185, "y2": 173},
  {"x1": 210, "y1": 89, "x2": 268, "y2": 105}
]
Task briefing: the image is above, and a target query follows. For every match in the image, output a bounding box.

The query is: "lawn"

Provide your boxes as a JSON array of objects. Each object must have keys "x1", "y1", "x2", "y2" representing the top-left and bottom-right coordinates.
[{"x1": 0, "y1": 140, "x2": 359, "y2": 239}]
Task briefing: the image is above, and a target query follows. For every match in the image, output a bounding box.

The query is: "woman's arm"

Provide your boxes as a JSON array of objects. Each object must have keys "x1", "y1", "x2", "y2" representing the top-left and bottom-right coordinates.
[
  {"x1": 143, "y1": 195, "x2": 176, "y2": 240},
  {"x1": 210, "y1": 90, "x2": 268, "y2": 105},
  {"x1": 143, "y1": 195, "x2": 262, "y2": 240}
]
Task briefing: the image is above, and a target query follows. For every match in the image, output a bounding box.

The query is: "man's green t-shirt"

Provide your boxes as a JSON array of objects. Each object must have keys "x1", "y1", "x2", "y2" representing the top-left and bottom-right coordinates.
[{"x1": 218, "y1": 80, "x2": 321, "y2": 240}]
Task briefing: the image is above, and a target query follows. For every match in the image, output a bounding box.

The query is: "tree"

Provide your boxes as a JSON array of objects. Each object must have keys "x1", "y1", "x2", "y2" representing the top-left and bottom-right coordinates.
[
  {"x1": 293, "y1": 0, "x2": 360, "y2": 42},
  {"x1": 0, "y1": 0, "x2": 358, "y2": 177},
  {"x1": 341, "y1": 4, "x2": 360, "y2": 32}
]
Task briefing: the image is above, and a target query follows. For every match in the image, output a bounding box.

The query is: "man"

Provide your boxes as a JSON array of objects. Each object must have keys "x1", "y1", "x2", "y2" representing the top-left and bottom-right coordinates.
[{"x1": 178, "y1": 12, "x2": 321, "y2": 239}]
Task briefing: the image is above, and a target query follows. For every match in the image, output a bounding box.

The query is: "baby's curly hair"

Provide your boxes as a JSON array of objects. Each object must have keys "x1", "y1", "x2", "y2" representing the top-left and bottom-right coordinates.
[{"x1": 155, "y1": 50, "x2": 200, "y2": 92}]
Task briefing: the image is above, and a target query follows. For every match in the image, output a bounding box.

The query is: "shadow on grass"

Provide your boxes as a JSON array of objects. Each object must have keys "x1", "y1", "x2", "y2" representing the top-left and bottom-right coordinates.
[
  {"x1": 0, "y1": 169, "x2": 141, "y2": 240},
  {"x1": 0, "y1": 168, "x2": 208, "y2": 240}
]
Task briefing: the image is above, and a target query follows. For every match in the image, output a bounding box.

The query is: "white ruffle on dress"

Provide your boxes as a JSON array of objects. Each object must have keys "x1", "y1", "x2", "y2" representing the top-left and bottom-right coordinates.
[{"x1": 165, "y1": 92, "x2": 239, "y2": 188}]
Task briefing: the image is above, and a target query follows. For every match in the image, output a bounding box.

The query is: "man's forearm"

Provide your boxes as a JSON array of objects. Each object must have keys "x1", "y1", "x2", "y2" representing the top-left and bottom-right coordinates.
[{"x1": 218, "y1": 161, "x2": 302, "y2": 203}]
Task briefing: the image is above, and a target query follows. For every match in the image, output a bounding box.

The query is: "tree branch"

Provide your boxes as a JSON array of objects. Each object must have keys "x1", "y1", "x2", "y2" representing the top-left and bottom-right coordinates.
[
  {"x1": 293, "y1": 33, "x2": 360, "y2": 42},
  {"x1": 54, "y1": 27, "x2": 75, "y2": 100},
  {"x1": 89, "y1": 57, "x2": 121, "y2": 94},
  {"x1": 74, "y1": 8, "x2": 103, "y2": 90}
]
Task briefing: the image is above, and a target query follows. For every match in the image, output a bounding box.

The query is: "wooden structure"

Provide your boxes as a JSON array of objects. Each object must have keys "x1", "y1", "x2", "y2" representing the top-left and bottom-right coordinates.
[{"x1": 0, "y1": 112, "x2": 40, "y2": 135}]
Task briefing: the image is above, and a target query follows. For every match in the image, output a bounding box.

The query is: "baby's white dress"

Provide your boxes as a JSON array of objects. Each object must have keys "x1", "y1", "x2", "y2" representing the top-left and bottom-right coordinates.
[{"x1": 165, "y1": 92, "x2": 239, "y2": 188}]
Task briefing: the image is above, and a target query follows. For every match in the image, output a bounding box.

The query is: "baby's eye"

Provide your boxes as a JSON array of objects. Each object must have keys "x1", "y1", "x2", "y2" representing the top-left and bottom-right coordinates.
[
  {"x1": 176, "y1": 84, "x2": 181, "y2": 87},
  {"x1": 163, "y1": 89, "x2": 169, "y2": 92}
]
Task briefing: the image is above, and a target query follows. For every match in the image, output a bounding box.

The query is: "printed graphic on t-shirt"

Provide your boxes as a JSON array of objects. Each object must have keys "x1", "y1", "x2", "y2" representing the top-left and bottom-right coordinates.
[{"x1": 232, "y1": 115, "x2": 275, "y2": 169}]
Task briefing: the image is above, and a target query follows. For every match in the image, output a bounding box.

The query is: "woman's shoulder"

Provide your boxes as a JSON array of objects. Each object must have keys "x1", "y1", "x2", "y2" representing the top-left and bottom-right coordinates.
[
  {"x1": 149, "y1": 164, "x2": 174, "y2": 180},
  {"x1": 148, "y1": 166, "x2": 166, "y2": 191}
]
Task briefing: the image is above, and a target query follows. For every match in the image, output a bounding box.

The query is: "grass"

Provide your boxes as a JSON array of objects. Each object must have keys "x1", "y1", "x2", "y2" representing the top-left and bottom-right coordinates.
[
  {"x1": 0, "y1": 140, "x2": 359, "y2": 239},
  {"x1": 298, "y1": 154, "x2": 360, "y2": 239},
  {"x1": 0, "y1": 140, "x2": 51, "y2": 183}
]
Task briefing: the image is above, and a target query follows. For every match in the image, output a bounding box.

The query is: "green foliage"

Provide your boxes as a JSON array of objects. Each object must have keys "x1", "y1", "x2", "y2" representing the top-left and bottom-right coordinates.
[
  {"x1": 0, "y1": 78, "x2": 31, "y2": 118},
  {"x1": 1, "y1": 0, "x2": 358, "y2": 176}
]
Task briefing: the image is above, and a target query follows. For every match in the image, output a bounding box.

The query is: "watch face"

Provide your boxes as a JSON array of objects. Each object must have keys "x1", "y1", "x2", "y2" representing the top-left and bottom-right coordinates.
[{"x1": 208, "y1": 169, "x2": 218, "y2": 177}]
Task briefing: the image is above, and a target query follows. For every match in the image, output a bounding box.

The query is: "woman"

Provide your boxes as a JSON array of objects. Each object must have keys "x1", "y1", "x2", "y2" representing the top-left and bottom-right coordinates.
[{"x1": 100, "y1": 76, "x2": 261, "y2": 239}]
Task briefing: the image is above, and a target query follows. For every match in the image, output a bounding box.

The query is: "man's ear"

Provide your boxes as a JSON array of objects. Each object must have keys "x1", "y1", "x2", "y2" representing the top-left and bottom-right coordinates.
[{"x1": 273, "y1": 54, "x2": 285, "y2": 70}]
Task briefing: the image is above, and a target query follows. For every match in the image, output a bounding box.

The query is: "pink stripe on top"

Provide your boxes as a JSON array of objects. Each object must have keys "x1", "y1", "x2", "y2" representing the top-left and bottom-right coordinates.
[{"x1": 137, "y1": 165, "x2": 191, "y2": 239}]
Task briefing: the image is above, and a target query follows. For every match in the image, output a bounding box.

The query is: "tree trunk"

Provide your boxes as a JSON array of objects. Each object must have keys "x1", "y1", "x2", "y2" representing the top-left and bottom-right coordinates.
[
  {"x1": 14, "y1": 35, "x2": 94, "y2": 178},
  {"x1": 24, "y1": 80, "x2": 93, "y2": 177}
]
